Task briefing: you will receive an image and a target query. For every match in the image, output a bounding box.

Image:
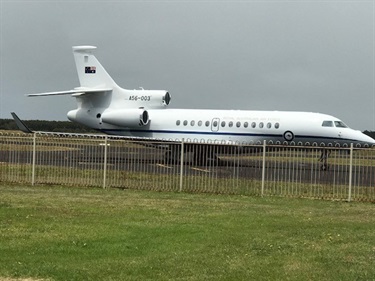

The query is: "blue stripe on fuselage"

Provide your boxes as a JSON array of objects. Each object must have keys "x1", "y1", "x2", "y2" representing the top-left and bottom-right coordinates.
[{"x1": 97, "y1": 128, "x2": 356, "y2": 142}]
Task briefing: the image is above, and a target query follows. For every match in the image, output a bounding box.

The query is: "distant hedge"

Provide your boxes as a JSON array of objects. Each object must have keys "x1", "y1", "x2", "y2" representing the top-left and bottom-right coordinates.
[
  {"x1": 0, "y1": 118, "x2": 97, "y2": 133},
  {"x1": 363, "y1": 131, "x2": 375, "y2": 140}
]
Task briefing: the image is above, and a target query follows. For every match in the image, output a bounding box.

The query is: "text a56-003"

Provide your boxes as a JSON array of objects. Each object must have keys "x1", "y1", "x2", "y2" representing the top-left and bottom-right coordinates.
[{"x1": 129, "y1": 95, "x2": 151, "y2": 101}]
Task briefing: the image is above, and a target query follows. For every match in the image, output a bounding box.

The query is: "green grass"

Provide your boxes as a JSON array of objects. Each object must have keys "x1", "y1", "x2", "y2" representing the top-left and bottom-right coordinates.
[{"x1": 1, "y1": 184, "x2": 375, "y2": 280}]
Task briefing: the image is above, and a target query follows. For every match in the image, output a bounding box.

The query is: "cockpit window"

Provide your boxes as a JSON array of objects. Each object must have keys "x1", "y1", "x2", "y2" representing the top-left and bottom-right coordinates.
[
  {"x1": 334, "y1": 121, "x2": 348, "y2": 128},
  {"x1": 322, "y1": 121, "x2": 333, "y2": 127}
]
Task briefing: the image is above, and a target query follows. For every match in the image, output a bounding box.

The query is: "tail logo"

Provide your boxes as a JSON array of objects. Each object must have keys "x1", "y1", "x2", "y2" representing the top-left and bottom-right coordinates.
[{"x1": 85, "y1": 66, "x2": 96, "y2": 74}]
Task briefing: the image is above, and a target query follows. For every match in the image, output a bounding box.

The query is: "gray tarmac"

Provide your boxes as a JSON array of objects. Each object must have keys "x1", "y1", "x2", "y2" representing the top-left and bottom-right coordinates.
[{"x1": 1, "y1": 142, "x2": 374, "y2": 188}]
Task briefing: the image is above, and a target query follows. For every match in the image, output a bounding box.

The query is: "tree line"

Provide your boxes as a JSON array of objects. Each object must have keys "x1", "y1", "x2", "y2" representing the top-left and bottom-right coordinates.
[
  {"x1": 363, "y1": 131, "x2": 375, "y2": 140},
  {"x1": 0, "y1": 118, "x2": 97, "y2": 133}
]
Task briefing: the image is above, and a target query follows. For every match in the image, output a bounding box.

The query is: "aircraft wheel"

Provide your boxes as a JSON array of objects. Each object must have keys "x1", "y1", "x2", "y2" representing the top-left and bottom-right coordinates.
[
  {"x1": 164, "y1": 151, "x2": 172, "y2": 164},
  {"x1": 320, "y1": 164, "x2": 329, "y2": 171}
]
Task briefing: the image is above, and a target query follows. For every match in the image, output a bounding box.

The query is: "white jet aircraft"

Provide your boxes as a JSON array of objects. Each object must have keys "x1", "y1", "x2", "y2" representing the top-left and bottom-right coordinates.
[{"x1": 12, "y1": 46, "x2": 375, "y2": 167}]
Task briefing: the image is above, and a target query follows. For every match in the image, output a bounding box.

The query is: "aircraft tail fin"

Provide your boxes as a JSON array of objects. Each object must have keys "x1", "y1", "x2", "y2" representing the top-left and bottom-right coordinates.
[{"x1": 72, "y1": 46, "x2": 117, "y2": 89}]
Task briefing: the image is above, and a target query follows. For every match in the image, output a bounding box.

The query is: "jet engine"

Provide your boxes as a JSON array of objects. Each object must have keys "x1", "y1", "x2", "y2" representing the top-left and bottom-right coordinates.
[{"x1": 101, "y1": 108, "x2": 149, "y2": 127}]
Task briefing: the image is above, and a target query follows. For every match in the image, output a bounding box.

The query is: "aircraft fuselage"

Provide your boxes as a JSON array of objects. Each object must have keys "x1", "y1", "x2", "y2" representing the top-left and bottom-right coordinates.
[
  {"x1": 28, "y1": 46, "x2": 375, "y2": 148},
  {"x1": 68, "y1": 107, "x2": 374, "y2": 147}
]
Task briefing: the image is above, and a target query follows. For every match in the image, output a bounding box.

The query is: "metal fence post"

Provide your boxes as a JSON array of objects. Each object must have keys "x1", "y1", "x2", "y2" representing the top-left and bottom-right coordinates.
[
  {"x1": 103, "y1": 135, "x2": 108, "y2": 189},
  {"x1": 348, "y1": 143, "x2": 353, "y2": 202},
  {"x1": 179, "y1": 138, "x2": 184, "y2": 192},
  {"x1": 32, "y1": 132, "x2": 36, "y2": 186},
  {"x1": 261, "y1": 140, "x2": 266, "y2": 197}
]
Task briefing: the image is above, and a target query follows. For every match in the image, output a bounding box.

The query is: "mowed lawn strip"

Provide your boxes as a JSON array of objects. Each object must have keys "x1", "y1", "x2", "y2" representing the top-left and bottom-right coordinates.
[{"x1": 0, "y1": 184, "x2": 374, "y2": 281}]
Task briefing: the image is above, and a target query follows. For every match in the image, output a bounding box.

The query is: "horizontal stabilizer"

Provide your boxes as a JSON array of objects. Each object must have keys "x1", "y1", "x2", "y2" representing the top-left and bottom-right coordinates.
[
  {"x1": 28, "y1": 88, "x2": 112, "y2": 97},
  {"x1": 11, "y1": 112, "x2": 33, "y2": 134}
]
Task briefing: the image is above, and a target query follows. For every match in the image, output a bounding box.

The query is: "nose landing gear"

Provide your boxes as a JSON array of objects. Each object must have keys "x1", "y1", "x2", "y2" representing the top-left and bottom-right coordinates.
[{"x1": 319, "y1": 150, "x2": 330, "y2": 171}]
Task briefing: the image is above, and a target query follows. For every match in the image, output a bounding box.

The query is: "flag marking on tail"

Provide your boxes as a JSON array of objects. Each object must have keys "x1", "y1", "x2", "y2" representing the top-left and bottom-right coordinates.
[{"x1": 85, "y1": 66, "x2": 96, "y2": 74}]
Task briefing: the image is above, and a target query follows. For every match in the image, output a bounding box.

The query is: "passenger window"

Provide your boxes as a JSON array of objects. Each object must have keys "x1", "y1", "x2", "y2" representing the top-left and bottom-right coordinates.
[
  {"x1": 229, "y1": 121, "x2": 233, "y2": 127},
  {"x1": 221, "y1": 121, "x2": 226, "y2": 127},
  {"x1": 244, "y1": 122, "x2": 248, "y2": 128},
  {"x1": 183, "y1": 120, "x2": 188, "y2": 126},
  {"x1": 275, "y1": 123, "x2": 280, "y2": 129},
  {"x1": 176, "y1": 120, "x2": 181, "y2": 126},
  {"x1": 267, "y1": 122, "x2": 271, "y2": 129},
  {"x1": 251, "y1": 122, "x2": 256, "y2": 128},
  {"x1": 198, "y1": 120, "x2": 202, "y2": 126},
  {"x1": 190, "y1": 120, "x2": 195, "y2": 126},
  {"x1": 213, "y1": 120, "x2": 218, "y2": 127},
  {"x1": 205, "y1": 121, "x2": 210, "y2": 127},
  {"x1": 236, "y1": 122, "x2": 241, "y2": 128},
  {"x1": 259, "y1": 122, "x2": 264, "y2": 128}
]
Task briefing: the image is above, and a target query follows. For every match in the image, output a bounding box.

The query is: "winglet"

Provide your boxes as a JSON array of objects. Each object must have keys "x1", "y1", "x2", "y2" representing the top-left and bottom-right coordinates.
[{"x1": 11, "y1": 112, "x2": 33, "y2": 134}]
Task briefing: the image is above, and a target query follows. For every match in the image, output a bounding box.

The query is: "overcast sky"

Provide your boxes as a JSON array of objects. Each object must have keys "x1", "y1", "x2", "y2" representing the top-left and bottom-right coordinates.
[{"x1": 0, "y1": 1, "x2": 374, "y2": 130}]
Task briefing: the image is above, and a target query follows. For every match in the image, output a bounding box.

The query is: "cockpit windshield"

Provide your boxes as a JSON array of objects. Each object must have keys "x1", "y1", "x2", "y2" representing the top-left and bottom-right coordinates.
[
  {"x1": 334, "y1": 121, "x2": 348, "y2": 128},
  {"x1": 322, "y1": 120, "x2": 348, "y2": 128},
  {"x1": 322, "y1": 121, "x2": 333, "y2": 127}
]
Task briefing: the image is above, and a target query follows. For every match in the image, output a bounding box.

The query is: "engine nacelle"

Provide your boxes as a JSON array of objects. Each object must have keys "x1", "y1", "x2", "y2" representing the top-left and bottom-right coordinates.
[
  {"x1": 128, "y1": 90, "x2": 171, "y2": 109},
  {"x1": 101, "y1": 108, "x2": 149, "y2": 127}
]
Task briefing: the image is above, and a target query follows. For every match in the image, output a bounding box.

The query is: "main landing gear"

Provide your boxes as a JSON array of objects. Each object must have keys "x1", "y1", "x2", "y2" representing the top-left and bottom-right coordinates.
[
  {"x1": 164, "y1": 144, "x2": 181, "y2": 165},
  {"x1": 164, "y1": 145, "x2": 220, "y2": 166}
]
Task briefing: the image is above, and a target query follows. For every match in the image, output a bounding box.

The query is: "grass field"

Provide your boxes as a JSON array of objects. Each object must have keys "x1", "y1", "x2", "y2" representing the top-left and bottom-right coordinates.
[{"x1": 0, "y1": 184, "x2": 375, "y2": 281}]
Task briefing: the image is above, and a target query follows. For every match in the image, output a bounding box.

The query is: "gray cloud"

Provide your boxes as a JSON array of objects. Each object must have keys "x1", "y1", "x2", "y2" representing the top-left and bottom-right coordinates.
[{"x1": 1, "y1": 1, "x2": 374, "y2": 130}]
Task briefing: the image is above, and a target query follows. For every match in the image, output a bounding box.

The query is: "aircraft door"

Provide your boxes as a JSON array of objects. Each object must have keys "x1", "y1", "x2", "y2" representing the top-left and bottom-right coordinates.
[{"x1": 211, "y1": 118, "x2": 220, "y2": 132}]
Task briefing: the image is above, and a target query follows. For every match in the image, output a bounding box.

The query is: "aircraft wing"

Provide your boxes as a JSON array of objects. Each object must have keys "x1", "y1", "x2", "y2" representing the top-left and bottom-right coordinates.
[
  {"x1": 28, "y1": 88, "x2": 112, "y2": 97},
  {"x1": 11, "y1": 112, "x2": 33, "y2": 133}
]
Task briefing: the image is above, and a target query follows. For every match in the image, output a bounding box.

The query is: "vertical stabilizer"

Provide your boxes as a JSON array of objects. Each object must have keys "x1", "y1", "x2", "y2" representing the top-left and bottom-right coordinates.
[{"x1": 72, "y1": 46, "x2": 117, "y2": 88}]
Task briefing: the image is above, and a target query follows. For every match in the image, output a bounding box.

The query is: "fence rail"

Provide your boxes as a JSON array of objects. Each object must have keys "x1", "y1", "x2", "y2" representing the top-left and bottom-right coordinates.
[{"x1": 1, "y1": 131, "x2": 375, "y2": 201}]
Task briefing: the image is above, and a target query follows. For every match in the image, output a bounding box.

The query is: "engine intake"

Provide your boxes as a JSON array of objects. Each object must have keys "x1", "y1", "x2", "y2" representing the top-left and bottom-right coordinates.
[{"x1": 101, "y1": 108, "x2": 149, "y2": 127}]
